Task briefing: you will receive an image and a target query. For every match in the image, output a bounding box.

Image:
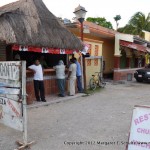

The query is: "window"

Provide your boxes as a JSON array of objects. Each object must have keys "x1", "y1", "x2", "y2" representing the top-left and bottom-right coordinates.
[
  {"x1": 95, "y1": 45, "x2": 99, "y2": 56},
  {"x1": 88, "y1": 44, "x2": 92, "y2": 55},
  {"x1": 94, "y1": 59, "x2": 98, "y2": 66},
  {"x1": 87, "y1": 59, "x2": 91, "y2": 66}
]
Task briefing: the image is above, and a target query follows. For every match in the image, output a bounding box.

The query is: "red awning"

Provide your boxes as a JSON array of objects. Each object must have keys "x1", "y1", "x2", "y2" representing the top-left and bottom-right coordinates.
[
  {"x1": 120, "y1": 40, "x2": 146, "y2": 52},
  {"x1": 12, "y1": 45, "x2": 79, "y2": 54}
]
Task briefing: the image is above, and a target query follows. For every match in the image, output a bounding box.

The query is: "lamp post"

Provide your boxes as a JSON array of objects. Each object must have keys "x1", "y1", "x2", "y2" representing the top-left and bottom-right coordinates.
[
  {"x1": 74, "y1": 5, "x2": 87, "y2": 41},
  {"x1": 74, "y1": 5, "x2": 87, "y2": 90}
]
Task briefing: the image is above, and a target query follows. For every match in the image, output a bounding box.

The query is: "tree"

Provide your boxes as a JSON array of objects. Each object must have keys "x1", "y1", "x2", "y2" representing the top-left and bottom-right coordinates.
[
  {"x1": 86, "y1": 17, "x2": 113, "y2": 29},
  {"x1": 118, "y1": 25, "x2": 135, "y2": 34},
  {"x1": 114, "y1": 15, "x2": 121, "y2": 30},
  {"x1": 118, "y1": 12, "x2": 150, "y2": 37}
]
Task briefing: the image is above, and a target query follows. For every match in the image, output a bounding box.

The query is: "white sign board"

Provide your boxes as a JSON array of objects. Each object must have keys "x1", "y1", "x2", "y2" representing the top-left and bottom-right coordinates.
[
  {"x1": 127, "y1": 105, "x2": 150, "y2": 150},
  {"x1": 0, "y1": 97, "x2": 23, "y2": 131},
  {"x1": 0, "y1": 61, "x2": 23, "y2": 131}
]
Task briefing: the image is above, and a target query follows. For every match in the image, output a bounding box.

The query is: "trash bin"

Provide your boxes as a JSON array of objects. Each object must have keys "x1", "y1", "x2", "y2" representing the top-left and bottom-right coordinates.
[{"x1": 127, "y1": 73, "x2": 132, "y2": 81}]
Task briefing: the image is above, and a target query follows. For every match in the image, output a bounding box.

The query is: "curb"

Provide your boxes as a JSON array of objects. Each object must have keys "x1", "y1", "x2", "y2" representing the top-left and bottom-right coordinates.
[{"x1": 27, "y1": 93, "x2": 87, "y2": 109}]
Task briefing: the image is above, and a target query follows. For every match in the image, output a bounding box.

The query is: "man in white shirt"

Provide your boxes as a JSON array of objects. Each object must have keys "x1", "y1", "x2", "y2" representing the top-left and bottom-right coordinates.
[
  {"x1": 53, "y1": 60, "x2": 66, "y2": 97},
  {"x1": 67, "y1": 58, "x2": 77, "y2": 96},
  {"x1": 28, "y1": 59, "x2": 46, "y2": 102}
]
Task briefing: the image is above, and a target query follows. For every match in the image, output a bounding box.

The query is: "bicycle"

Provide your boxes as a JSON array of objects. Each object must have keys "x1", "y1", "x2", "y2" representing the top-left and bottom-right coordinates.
[{"x1": 89, "y1": 72, "x2": 106, "y2": 90}]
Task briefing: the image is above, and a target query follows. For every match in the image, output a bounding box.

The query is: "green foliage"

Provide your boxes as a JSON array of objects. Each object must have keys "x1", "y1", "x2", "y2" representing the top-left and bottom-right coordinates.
[
  {"x1": 114, "y1": 15, "x2": 121, "y2": 30},
  {"x1": 118, "y1": 25, "x2": 135, "y2": 34},
  {"x1": 117, "y1": 27, "x2": 124, "y2": 33},
  {"x1": 118, "y1": 12, "x2": 150, "y2": 37},
  {"x1": 86, "y1": 17, "x2": 113, "y2": 29},
  {"x1": 114, "y1": 15, "x2": 121, "y2": 22}
]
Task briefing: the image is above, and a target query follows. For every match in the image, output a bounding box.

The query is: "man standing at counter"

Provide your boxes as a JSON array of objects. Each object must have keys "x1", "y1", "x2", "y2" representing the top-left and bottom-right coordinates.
[
  {"x1": 67, "y1": 58, "x2": 77, "y2": 96},
  {"x1": 28, "y1": 59, "x2": 46, "y2": 102},
  {"x1": 53, "y1": 60, "x2": 66, "y2": 97},
  {"x1": 40, "y1": 55, "x2": 49, "y2": 69},
  {"x1": 73, "y1": 58, "x2": 83, "y2": 93}
]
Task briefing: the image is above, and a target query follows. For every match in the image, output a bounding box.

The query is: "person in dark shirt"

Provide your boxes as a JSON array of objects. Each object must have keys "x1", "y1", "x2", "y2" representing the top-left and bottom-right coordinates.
[
  {"x1": 14, "y1": 54, "x2": 21, "y2": 61},
  {"x1": 73, "y1": 58, "x2": 83, "y2": 93},
  {"x1": 40, "y1": 56, "x2": 48, "y2": 69}
]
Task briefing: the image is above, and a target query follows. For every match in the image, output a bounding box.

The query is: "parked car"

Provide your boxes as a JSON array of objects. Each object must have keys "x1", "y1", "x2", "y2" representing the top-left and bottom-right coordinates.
[{"x1": 134, "y1": 64, "x2": 150, "y2": 82}]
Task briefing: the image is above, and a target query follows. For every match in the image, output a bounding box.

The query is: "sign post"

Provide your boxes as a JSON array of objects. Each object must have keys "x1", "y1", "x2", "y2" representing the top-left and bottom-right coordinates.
[
  {"x1": 0, "y1": 61, "x2": 23, "y2": 131},
  {"x1": 127, "y1": 105, "x2": 150, "y2": 150},
  {"x1": 22, "y1": 61, "x2": 27, "y2": 145},
  {"x1": 0, "y1": 61, "x2": 34, "y2": 150}
]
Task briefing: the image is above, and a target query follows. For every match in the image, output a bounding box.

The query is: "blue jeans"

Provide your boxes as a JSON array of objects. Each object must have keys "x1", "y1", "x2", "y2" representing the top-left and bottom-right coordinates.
[{"x1": 77, "y1": 76, "x2": 83, "y2": 92}]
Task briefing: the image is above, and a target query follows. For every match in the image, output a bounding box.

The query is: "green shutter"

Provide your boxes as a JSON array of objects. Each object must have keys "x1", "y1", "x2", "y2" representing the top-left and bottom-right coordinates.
[{"x1": 120, "y1": 51, "x2": 126, "y2": 69}]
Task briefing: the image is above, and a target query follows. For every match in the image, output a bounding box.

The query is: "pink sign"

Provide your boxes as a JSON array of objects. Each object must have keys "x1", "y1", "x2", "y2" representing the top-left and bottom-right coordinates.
[{"x1": 127, "y1": 105, "x2": 150, "y2": 150}]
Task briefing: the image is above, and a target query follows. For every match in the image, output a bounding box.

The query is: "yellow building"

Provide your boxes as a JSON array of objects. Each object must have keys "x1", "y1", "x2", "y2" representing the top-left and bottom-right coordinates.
[
  {"x1": 143, "y1": 31, "x2": 150, "y2": 42},
  {"x1": 143, "y1": 31, "x2": 150, "y2": 65},
  {"x1": 66, "y1": 21, "x2": 115, "y2": 87},
  {"x1": 66, "y1": 22, "x2": 150, "y2": 83}
]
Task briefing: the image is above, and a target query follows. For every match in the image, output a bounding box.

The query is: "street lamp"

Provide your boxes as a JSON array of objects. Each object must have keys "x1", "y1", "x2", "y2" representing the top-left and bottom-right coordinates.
[
  {"x1": 73, "y1": 5, "x2": 87, "y2": 41},
  {"x1": 74, "y1": 5, "x2": 87, "y2": 90}
]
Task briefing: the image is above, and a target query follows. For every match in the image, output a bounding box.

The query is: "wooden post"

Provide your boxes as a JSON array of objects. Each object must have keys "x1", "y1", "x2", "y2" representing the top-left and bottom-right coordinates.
[
  {"x1": 80, "y1": 21, "x2": 87, "y2": 91},
  {"x1": 15, "y1": 61, "x2": 35, "y2": 150},
  {"x1": 80, "y1": 55, "x2": 84, "y2": 89},
  {"x1": 22, "y1": 61, "x2": 27, "y2": 145},
  {"x1": 83, "y1": 56, "x2": 86, "y2": 91},
  {"x1": 80, "y1": 22, "x2": 83, "y2": 41}
]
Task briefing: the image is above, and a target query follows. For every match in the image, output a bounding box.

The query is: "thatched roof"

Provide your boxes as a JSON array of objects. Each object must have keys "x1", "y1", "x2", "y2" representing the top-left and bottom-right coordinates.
[{"x1": 0, "y1": 0, "x2": 83, "y2": 50}]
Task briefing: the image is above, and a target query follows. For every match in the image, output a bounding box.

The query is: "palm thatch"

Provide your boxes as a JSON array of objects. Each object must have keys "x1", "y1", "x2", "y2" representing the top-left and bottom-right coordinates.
[{"x1": 0, "y1": 0, "x2": 83, "y2": 50}]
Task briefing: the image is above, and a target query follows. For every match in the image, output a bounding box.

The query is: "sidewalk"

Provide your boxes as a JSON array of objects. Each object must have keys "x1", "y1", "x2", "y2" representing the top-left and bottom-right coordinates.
[
  {"x1": 27, "y1": 93, "x2": 87, "y2": 109},
  {"x1": 104, "y1": 78, "x2": 136, "y2": 85},
  {"x1": 27, "y1": 79, "x2": 136, "y2": 109}
]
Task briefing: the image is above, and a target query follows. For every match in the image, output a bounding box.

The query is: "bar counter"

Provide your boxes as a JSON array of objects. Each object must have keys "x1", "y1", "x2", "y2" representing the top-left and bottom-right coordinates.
[{"x1": 26, "y1": 68, "x2": 67, "y2": 104}]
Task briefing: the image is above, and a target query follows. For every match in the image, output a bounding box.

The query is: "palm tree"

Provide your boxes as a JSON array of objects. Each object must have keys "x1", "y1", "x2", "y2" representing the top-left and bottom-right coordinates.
[
  {"x1": 114, "y1": 15, "x2": 121, "y2": 30},
  {"x1": 119, "y1": 12, "x2": 150, "y2": 37}
]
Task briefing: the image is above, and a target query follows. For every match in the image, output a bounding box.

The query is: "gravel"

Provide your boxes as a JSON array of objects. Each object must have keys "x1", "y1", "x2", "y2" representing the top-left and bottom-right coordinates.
[{"x1": 1, "y1": 81, "x2": 150, "y2": 150}]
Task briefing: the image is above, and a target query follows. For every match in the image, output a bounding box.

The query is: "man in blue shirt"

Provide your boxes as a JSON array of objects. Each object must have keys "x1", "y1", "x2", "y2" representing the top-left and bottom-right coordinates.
[{"x1": 74, "y1": 58, "x2": 83, "y2": 93}]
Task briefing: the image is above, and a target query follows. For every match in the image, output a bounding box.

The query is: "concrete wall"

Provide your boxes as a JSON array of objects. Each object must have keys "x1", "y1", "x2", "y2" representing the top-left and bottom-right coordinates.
[
  {"x1": 113, "y1": 68, "x2": 141, "y2": 81},
  {"x1": 85, "y1": 58, "x2": 101, "y2": 87},
  {"x1": 102, "y1": 39, "x2": 114, "y2": 74},
  {"x1": 84, "y1": 39, "x2": 103, "y2": 56},
  {"x1": 84, "y1": 39, "x2": 103, "y2": 87},
  {"x1": 84, "y1": 35, "x2": 115, "y2": 75}
]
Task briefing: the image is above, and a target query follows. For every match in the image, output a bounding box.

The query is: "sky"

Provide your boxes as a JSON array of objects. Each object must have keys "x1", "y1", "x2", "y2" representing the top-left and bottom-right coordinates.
[{"x1": 0, "y1": 0, "x2": 149, "y2": 29}]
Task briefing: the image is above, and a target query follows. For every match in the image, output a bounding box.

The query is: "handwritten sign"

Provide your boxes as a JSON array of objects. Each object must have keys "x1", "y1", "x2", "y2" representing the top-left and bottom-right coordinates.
[
  {"x1": 0, "y1": 62, "x2": 21, "y2": 87},
  {"x1": 0, "y1": 61, "x2": 23, "y2": 131},
  {"x1": 0, "y1": 97, "x2": 23, "y2": 131},
  {"x1": 127, "y1": 105, "x2": 150, "y2": 150}
]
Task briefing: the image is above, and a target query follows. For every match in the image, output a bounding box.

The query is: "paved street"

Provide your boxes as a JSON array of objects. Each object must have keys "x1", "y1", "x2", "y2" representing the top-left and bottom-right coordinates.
[{"x1": 1, "y1": 81, "x2": 150, "y2": 150}]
